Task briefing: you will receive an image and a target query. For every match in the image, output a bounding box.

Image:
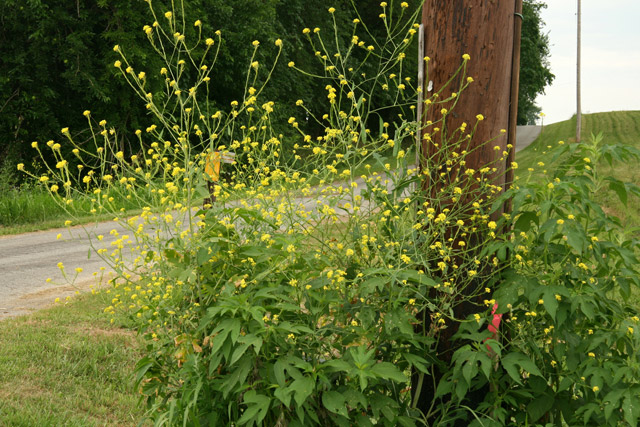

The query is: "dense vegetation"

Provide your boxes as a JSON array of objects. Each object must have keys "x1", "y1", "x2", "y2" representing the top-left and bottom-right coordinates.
[
  {"x1": 0, "y1": 0, "x2": 552, "y2": 186},
  {"x1": 518, "y1": 0, "x2": 555, "y2": 125},
  {"x1": 15, "y1": 0, "x2": 640, "y2": 424},
  {"x1": 517, "y1": 110, "x2": 640, "y2": 227}
]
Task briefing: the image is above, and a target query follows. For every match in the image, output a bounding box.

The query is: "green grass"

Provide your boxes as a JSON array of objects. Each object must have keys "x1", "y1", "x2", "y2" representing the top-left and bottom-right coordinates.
[
  {"x1": 516, "y1": 110, "x2": 640, "y2": 227},
  {"x1": 0, "y1": 293, "x2": 146, "y2": 426},
  {"x1": 0, "y1": 186, "x2": 144, "y2": 236}
]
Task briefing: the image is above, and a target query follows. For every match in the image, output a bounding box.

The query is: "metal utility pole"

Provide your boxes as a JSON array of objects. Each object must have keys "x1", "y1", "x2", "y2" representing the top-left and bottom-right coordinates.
[
  {"x1": 414, "y1": 0, "x2": 522, "y2": 416},
  {"x1": 576, "y1": 0, "x2": 582, "y2": 143}
]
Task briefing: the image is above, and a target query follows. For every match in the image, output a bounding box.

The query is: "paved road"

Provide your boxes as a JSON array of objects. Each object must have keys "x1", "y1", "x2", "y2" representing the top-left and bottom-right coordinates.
[
  {"x1": 516, "y1": 125, "x2": 542, "y2": 153},
  {"x1": 0, "y1": 222, "x2": 124, "y2": 319}
]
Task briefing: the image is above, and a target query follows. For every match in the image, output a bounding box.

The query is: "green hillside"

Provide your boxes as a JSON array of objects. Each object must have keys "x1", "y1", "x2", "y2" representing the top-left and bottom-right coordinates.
[{"x1": 516, "y1": 110, "x2": 640, "y2": 227}]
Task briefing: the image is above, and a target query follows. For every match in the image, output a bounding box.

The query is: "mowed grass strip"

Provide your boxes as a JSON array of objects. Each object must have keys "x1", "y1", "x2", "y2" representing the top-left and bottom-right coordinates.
[
  {"x1": 0, "y1": 293, "x2": 146, "y2": 426},
  {"x1": 516, "y1": 110, "x2": 640, "y2": 227},
  {"x1": 0, "y1": 188, "x2": 150, "y2": 237}
]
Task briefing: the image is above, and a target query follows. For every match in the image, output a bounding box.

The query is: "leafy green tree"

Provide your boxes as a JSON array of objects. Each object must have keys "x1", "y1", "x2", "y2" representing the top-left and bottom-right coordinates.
[
  {"x1": 0, "y1": 0, "x2": 551, "y2": 183},
  {"x1": 0, "y1": 0, "x2": 163, "y2": 174},
  {"x1": 518, "y1": 0, "x2": 554, "y2": 125},
  {"x1": 0, "y1": 0, "x2": 348, "y2": 176}
]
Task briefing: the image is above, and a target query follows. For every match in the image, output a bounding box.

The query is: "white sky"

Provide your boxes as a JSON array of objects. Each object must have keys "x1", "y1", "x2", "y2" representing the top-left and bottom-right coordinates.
[{"x1": 536, "y1": 1, "x2": 640, "y2": 124}]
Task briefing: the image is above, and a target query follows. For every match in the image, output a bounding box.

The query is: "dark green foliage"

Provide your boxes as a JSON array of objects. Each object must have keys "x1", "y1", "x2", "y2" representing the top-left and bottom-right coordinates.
[
  {"x1": 0, "y1": 0, "x2": 354, "y2": 173},
  {"x1": 1, "y1": 0, "x2": 551, "y2": 180},
  {"x1": 0, "y1": 0, "x2": 163, "y2": 174},
  {"x1": 518, "y1": 0, "x2": 555, "y2": 125}
]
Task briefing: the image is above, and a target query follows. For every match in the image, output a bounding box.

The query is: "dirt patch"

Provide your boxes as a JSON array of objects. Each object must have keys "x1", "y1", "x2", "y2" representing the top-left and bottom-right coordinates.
[{"x1": 0, "y1": 278, "x2": 102, "y2": 321}]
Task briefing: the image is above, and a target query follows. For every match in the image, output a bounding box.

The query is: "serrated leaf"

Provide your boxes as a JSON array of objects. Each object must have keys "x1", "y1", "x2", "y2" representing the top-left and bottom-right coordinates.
[
  {"x1": 514, "y1": 211, "x2": 538, "y2": 233},
  {"x1": 603, "y1": 388, "x2": 625, "y2": 421},
  {"x1": 323, "y1": 359, "x2": 352, "y2": 373},
  {"x1": 229, "y1": 343, "x2": 250, "y2": 365},
  {"x1": 564, "y1": 223, "x2": 587, "y2": 255},
  {"x1": 403, "y1": 353, "x2": 431, "y2": 374},
  {"x1": 238, "y1": 334, "x2": 263, "y2": 355},
  {"x1": 623, "y1": 393, "x2": 640, "y2": 427},
  {"x1": 361, "y1": 276, "x2": 389, "y2": 293},
  {"x1": 273, "y1": 360, "x2": 287, "y2": 387},
  {"x1": 396, "y1": 269, "x2": 436, "y2": 287}
]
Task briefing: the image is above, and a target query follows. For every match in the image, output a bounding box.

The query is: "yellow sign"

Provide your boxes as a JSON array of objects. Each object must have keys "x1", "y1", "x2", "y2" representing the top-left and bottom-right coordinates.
[{"x1": 204, "y1": 152, "x2": 221, "y2": 182}]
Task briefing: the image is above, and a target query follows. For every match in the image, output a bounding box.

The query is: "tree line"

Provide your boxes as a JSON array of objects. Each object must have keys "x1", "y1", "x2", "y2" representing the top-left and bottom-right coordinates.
[{"x1": 0, "y1": 0, "x2": 552, "y2": 184}]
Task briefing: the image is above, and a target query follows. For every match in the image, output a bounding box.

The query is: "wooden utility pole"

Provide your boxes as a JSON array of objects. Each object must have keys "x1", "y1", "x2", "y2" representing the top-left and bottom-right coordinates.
[
  {"x1": 421, "y1": 1, "x2": 519, "y2": 191},
  {"x1": 414, "y1": 0, "x2": 522, "y2": 416},
  {"x1": 576, "y1": 0, "x2": 582, "y2": 143}
]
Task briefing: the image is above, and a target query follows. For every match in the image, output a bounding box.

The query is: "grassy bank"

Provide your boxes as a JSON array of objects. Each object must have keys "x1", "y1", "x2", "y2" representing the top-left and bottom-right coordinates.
[
  {"x1": 0, "y1": 293, "x2": 145, "y2": 426},
  {"x1": 516, "y1": 110, "x2": 640, "y2": 227},
  {"x1": 0, "y1": 185, "x2": 144, "y2": 236}
]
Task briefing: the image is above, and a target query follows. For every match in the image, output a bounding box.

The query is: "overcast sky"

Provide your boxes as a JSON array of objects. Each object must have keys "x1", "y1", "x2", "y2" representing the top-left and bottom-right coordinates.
[{"x1": 536, "y1": 1, "x2": 640, "y2": 124}]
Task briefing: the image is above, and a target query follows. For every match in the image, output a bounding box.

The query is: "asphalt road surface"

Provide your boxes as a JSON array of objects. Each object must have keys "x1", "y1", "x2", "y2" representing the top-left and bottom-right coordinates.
[
  {"x1": 0, "y1": 126, "x2": 542, "y2": 319},
  {"x1": 0, "y1": 221, "x2": 125, "y2": 319},
  {"x1": 516, "y1": 125, "x2": 542, "y2": 153}
]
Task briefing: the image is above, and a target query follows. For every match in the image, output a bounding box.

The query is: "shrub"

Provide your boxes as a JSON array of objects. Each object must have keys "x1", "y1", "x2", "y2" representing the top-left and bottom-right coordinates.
[{"x1": 21, "y1": 1, "x2": 640, "y2": 425}]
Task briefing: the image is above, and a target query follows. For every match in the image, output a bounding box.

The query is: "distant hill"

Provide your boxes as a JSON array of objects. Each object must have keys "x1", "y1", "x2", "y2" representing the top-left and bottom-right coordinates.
[{"x1": 516, "y1": 110, "x2": 640, "y2": 228}]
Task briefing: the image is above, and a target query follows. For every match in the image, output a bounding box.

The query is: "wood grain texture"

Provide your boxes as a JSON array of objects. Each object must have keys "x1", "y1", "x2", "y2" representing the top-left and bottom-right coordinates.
[{"x1": 421, "y1": 0, "x2": 516, "y2": 213}]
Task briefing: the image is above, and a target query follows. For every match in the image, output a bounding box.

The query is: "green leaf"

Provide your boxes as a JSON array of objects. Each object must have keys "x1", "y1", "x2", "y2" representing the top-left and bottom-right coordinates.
[
  {"x1": 501, "y1": 352, "x2": 542, "y2": 385},
  {"x1": 607, "y1": 177, "x2": 628, "y2": 206},
  {"x1": 238, "y1": 391, "x2": 271, "y2": 426},
  {"x1": 396, "y1": 269, "x2": 436, "y2": 287},
  {"x1": 370, "y1": 362, "x2": 408, "y2": 383},
  {"x1": 558, "y1": 377, "x2": 573, "y2": 392},
  {"x1": 323, "y1": 359, "x2": 352, "y2": 373},
  {"x1": 322, "y1": 391, "x2": 348, "y2": 417},
  {"x1": 273, "y1": 360, "x2": 287, "y2": 387},
  {"x1": 370, "y1": 395, "x2": 398, "y2": 420},
  {"x1": 542, "y1": 290, "x2": 559, "y2": 321},
  {"x1": 403, "y1": 353, "x2": 431, "y2": 374},
  {"x1": 221, "y1": 356, "x2": 252, "y2": 398},
  {"x1": 361, "y1": 276, "x2": 389, "y2": 293},
  {"x1": 578, "y1": 297, "x2": 596, "y2": 320},
  {"x1": 603, "y1": 388, "x2": 625, "y2": 421},
  {"x1": 133, "y1": 357, "x2": 154, "y2": 387},
  {"x1": 477, "y1": 352, "x2": 493, "y2": 380},
  {"x1": 238, "y1": 334, "x2": 263, "y2": 355},
  {"x1": 514, "y1": 211, "x2": 539, "y2": 232},
  {"x1": 350, "y1": 346, "x2": 375, "y2": 368},
  {"x1": 564, "y1": 223, "x2": 588, "y2": 255},
  {"x1": 290, "y1": 376, "x2": 315, "y2": 407},
  {"x1": 623, "y1": 392, "x2": 640, "y2": 427},
  {"x1": 385, "y1": 309, "x2": 414, "y2": 335},
  {"x1": 461, "y1": 353, "x2": 477, "y2": 385},
  {"x1": 274, "y1": 386, "x2": 292, "y2": 407},
  {"x1": 229, "y1": 343, "x2": 250, "y2": 365},
  {"x1": 343, "y1": 389, "x2": 367, "y2": 410},
  {"x1": 526, "y1": 394, "x2": 554, "y2": 423},
  {"x1": 210, "y1": 331, "x2": 230, "y2": 358}
]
